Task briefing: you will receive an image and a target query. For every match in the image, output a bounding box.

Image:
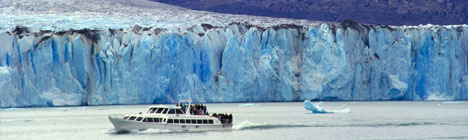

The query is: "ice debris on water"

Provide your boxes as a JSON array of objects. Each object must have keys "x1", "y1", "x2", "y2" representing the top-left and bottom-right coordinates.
[
  {"x1": 238, "y1": 103, "x2": 259, "y2": 107},
  {"x1": 304, "y1": 100, "x2": 350, "y2": 114}
]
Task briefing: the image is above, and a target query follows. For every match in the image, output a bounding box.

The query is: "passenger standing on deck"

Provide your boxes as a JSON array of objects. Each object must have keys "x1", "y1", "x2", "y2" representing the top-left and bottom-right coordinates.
[
  {"x1": 217, "y1": 114, "x2": 222, "y2": 123},
  {"x1": 225, "y1": 114, "x2": 229, "y2": 124},
  {"x1": 201, "y1": 104, "x2": 205, "y2": 115},
  {"x1": 181, "y1": 104, "x2": 186, "y2": 113},
  {"x1": 191, "y1": 105, "x2": 195, "y2": 115}
]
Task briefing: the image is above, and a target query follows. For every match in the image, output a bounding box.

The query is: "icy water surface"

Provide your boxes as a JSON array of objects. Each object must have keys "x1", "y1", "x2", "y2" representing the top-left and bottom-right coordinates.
[{"x1": 1, "y1": 102, "x2": 468, "y2": 140}]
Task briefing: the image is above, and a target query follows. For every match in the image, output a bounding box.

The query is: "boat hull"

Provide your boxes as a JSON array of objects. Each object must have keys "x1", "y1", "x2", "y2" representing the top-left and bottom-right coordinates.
[{"x1": 108, "y1": 115, "x2": 232, "y2": 132}]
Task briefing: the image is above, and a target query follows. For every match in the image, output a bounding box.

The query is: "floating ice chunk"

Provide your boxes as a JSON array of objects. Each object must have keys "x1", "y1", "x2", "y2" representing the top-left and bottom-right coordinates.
[
  {"x1": 0, "y1": 108, "x2": 24, "y2": 111},
  {"x1": 40, "y1": 88, "x2": 82, "y2": 106},
  {"x1": 442, "y1": 101, "x2": 465, "y2": 104},
  {"x1": 52, "y1": 106, "x2": 87, "y2": 111},
  {"x1": 426, "y1": 91, "x2": 452, "y2": 101},
  {"x1": 238, "y1": 103, "x2": 259, "y2": 107},
  {"x1": 304, "y1": 100, "x2": 350, "y2": 114}
]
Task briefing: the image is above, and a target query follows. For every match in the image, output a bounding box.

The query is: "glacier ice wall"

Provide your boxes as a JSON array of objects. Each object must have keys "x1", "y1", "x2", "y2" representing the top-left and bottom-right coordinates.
[{"x1": 1, "y1": 21, "x2": 467, "y2": 107}]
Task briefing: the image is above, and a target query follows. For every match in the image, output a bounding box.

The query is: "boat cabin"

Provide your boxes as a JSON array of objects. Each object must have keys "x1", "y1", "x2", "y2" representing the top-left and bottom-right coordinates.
[
  {"x1": 122, "y1": 116, "x2": 215, "y2": 125},
  {"x1": 146, "y1": 106, "x2": 185, "y2": 115}
]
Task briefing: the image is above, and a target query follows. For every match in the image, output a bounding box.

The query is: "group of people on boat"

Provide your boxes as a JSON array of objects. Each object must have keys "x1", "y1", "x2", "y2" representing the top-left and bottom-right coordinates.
[
  {"x1": 212, "y1": 113, "x2": 233, "y2": 124},
  {"x1": 176, "y1": 103, "x2": 232, "y2": 124},
  {"x1": 177, "y1": 103, "x2": 209, "y2": 115}
]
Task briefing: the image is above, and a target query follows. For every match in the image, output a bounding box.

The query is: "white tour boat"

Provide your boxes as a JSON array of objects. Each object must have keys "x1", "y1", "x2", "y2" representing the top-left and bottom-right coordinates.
[{"x1": 108, "y1": 99, "x2": 233, "y2": 132}]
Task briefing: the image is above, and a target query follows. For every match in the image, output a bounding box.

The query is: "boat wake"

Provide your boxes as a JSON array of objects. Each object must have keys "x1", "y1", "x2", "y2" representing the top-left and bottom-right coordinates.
[
  {"x1": 232, "y1": 120, "x2": 444, "y2": 131},
  {"x1": 106, "y1": 128, "x2": 176, "y2": 134},
  {"x1": 104, "y1": 128, "x2": 133, "y2": 134},
  {"x1": 233, "y1": 121, "x2": 309, "y2": 130}
]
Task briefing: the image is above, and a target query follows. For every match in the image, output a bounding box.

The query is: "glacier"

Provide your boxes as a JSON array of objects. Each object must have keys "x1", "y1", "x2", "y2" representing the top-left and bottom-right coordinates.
[
  {"x1": 1, "y1": 22, "x2": 467, "y2": 108},
  {"x1": 0, "y1": 0, "x2": 467, "y2": 108}
]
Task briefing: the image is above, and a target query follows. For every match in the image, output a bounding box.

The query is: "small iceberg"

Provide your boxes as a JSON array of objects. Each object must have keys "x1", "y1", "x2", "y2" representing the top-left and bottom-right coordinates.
[
  {"x1": 442, "y1": 101, "x2": 465, "y2": 104},
  {"x1": 426, "y1": 91, "x2": 453, "y2": 101},
  {"x1": 304, "y1": 100, "x2": 350, "y2": 114},
  {"x1": 238, "y1": 103, "x2": 259, "y2": 107},
  {"x1": 0, "y1": 108, "x2": 24, "y2": 111}
]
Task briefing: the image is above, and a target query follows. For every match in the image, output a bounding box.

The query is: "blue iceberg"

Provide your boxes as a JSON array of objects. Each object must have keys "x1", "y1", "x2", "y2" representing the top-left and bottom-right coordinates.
[{"x1": 304, "y1": 100, "x2": 350, "y2": 114}]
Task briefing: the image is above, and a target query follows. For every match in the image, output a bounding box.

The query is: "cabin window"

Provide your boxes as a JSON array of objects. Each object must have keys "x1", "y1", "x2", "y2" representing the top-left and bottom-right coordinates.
[
  {"x1": 197, "y1": 120, "x2": 202, "y2": 124},
  {"x1": 208, "y1": 120, "x2": 213, "y2": 124},
  {"x1": 129, "y1": 116, "x2": 136, "y2": 120},
  {"x1": 147, "y1": 118, "x2": 153, "y2": 122},
  {"x1": 168, "y1": 109, "x2": 176, "y2": 114},
  {"x1": 136, "y1": 117, "x2": 143, "y2": 121},
  {"x1": 142, "y1": 118, "x2": 147, "y2": 122},
  {"x1": 123, "y1": 116, "x2": 129, "y2": 120},
  {"x1": 176, "y1": 109, "x2": 184, "y2": 114},
  {"x1": 167, "y1": 119, "x2": 173, "y2": 123},
  {"x1": 154, "y1": 118, "x2": 160, "y2": 122},
  {"x1": 150, "y1": 108, "x2": 157, "y2": 113},
  {"x1": 174, "y1": 119, "x2": 179, "y2": 123},
  {"x1": 203, "y1": 120, "x2": 208, "y2": 124},
  {"x1": 180, "y1": 119, "x2": 186, "y2": 124},
  {"x1": 155, "y1": 108, "x2": 162, "y2": 113},
  {"x1": 161, "y1": 109, "x2": 168, "y2": 114},
  {"x1": 185, "y1": 119, "x2": 191, "y2": 124}
]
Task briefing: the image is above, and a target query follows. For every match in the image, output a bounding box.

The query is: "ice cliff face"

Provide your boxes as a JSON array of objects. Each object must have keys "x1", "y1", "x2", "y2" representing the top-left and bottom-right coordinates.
[{"x1": 1, "y1": 21, "x2": 467, "y2": 107}]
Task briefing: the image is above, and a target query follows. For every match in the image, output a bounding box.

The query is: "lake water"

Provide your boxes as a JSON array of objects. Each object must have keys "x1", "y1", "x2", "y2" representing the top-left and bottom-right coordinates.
[{"x1": 1, "y1": 102, "x2": 468, "y2": 140}]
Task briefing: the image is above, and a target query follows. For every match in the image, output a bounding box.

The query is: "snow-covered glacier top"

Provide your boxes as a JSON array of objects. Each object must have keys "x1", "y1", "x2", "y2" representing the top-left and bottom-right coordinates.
[
  {"x1": 0, "y1": 0, "x2": 319, "y2": 32},
  {"x1": 1, "y1": 0, "x2": 466, "y2": 32}
]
